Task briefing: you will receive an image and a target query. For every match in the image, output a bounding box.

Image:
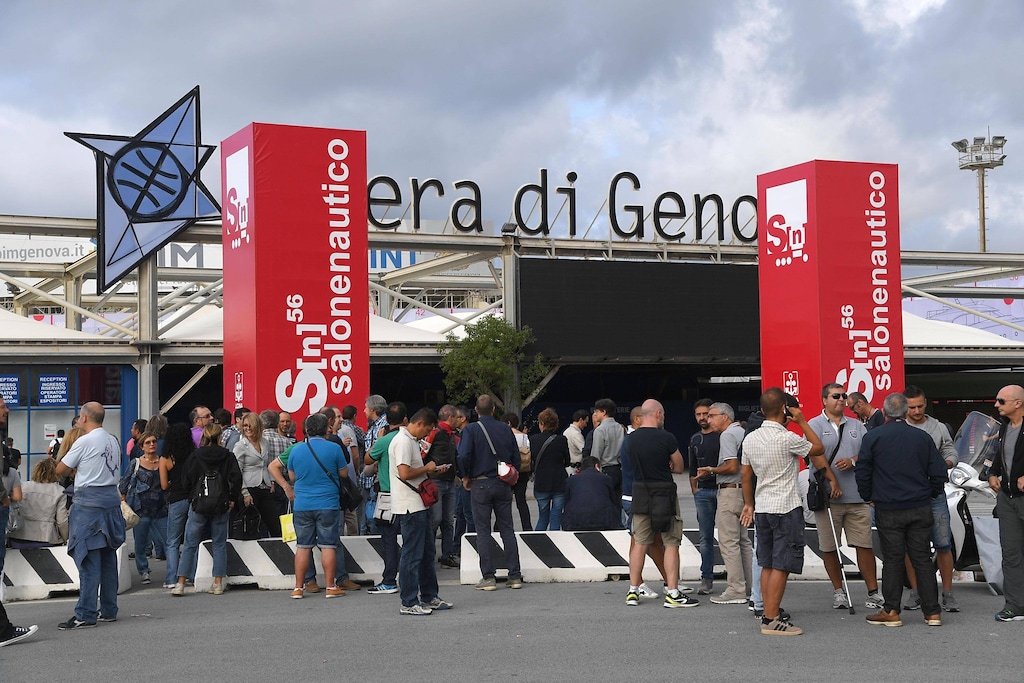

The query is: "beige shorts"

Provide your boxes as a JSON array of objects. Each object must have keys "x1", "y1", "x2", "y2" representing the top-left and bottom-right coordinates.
[
  {"x1": 814, "y1": 502, "x2": 873, "y2": 552},
  {"x1": 632, "y1": 497, "x2": 683, "y2": 546}
]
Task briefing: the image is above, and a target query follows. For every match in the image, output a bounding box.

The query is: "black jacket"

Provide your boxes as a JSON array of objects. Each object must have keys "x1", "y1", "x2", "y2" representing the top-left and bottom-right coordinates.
[
  {"x1": 184, "y1": 445, "x2": 244, "y2": 510},
  {"x1": 856, "y1": 420, "x2": 947, "y2": 510},
  {"x1": 561, "y1": 467, "x2": 622, "y2": 531},
  {"x1": 991, "y1": 418, "x2": 1024, "y2": 499}
]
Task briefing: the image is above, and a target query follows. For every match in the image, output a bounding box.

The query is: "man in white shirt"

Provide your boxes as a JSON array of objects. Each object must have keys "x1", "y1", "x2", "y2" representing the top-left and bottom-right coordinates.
[
  {"x1": 391, "y1": 408, "x2": 454, "y2": 616},
  {"x1": 55, "y1": 402, "x2": 125, "y2": 630},
  {"x1": 563, "y1": 410, "x2": 589, "y2": 468}
]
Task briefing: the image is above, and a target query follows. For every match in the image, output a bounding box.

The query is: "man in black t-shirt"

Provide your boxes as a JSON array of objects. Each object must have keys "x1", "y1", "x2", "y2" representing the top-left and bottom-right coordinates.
[
  {"x1": 624, "y1": 399, "x2": 699, "y2": 609},
  {"x1": 688, "y1": 399, "x2": 720, "y2": 595}
]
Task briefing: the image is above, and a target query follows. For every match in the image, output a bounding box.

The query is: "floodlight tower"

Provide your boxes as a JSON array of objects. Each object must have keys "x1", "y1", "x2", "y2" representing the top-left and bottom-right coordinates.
[{"x1": 952, "y1": 132, "x2": 1007, "y2": 252}]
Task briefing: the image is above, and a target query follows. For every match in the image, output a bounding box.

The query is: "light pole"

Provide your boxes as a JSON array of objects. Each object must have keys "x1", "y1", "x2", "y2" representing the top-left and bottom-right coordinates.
[{"x1": 952, "y1": 133, "x2": 1007, "y2": 252}]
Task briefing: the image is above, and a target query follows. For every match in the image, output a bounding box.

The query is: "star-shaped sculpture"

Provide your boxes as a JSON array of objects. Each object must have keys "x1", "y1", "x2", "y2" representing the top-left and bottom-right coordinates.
[{"x1": 66, "y1": 86, "x2": 220, "y2": 291}]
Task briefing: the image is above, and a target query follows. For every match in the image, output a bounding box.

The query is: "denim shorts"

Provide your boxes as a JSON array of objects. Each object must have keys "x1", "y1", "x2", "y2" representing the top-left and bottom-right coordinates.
[
  {"x1": 930, "y1": 496, "x2": 952, "y2": 552},
  {"x1": 754, "y1": 507, "x2": 805, "y2": 574},
  {"x1": 294, "y1": 509, "x2": 341, "y2": 549}
]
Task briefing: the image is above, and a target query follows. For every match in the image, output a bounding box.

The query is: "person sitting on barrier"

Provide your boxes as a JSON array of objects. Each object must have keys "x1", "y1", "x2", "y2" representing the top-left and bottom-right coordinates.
[
  {"x1": 172, "y1": 423, "x2": 243, "y2": 597},
  {"x1": 119, "y1": 432, "x2": 167, "y2": 585},
  {"x1": 561, "y1": 456, "x2": 621, "y2": 531},
  {"x1": 8, "y1": 458, "x2": 69, "y2": 549},
  {"x1": 1, "y1": 435, "x2": 23, "y2": 576}
]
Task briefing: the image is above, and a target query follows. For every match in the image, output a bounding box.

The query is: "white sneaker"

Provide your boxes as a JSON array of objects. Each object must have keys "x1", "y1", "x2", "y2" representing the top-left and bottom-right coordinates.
[
  {"x1": 832, "y1": 589, "x2": 850, "y2": 609},
  {"x1": 638, "y1": 583, "x2": 660, "y2": 599}
]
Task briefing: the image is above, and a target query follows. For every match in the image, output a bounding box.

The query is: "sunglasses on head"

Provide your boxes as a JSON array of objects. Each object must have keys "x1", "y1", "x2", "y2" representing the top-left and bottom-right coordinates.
[{"x1": 830, "y1": 393, "x2": 848, "y2": 400}]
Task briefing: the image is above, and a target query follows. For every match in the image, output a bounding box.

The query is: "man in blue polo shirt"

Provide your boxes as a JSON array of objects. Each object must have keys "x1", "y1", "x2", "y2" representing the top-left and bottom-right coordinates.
[{"x1": 288, "y1": 413, "x2": 347, "y2": 599}]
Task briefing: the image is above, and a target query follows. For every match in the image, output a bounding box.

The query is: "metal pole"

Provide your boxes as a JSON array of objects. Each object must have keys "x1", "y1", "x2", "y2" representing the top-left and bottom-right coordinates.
[
  {"x1": 978, "y1": 167, "x2": 987, "y2": 253},
  {"x1": 137, "y1": 256, "x2": 160, "y2": 419},
  {"x1": 501, "y1": 235, "x2": 521, "y2": 415}
]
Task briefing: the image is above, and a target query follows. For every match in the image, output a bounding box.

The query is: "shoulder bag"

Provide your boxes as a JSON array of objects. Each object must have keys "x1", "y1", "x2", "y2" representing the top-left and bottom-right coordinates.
[
  {"x1": 305, "y1": 439, "x2": 361, "y2": 511},
  {"x1": 480, "y1": 423, "x2": 518, "y2": 486},
  {"x1": 399, "y1": 476, "x2": 439, "y2": 507},
  {"x1": 628, "y1": 437, "x2": 677, "y2": 533},
  {"x1": 807, "y1": 423, "x2": 844, "y2": 511}
]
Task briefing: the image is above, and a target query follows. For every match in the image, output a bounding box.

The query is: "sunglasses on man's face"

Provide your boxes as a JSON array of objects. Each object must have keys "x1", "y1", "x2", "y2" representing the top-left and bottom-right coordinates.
[
  {"x1": 829, "y1": 393, "x2": 848, "y2": 400},
  {"x1": 996, "y1": 397, "x2": 1019, "y2": 405}
]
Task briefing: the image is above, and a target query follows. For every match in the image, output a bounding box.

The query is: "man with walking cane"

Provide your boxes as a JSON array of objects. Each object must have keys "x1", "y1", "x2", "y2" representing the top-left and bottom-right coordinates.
[{"x1": 808, "y1": 384, "x2": 883, "y2": 611}]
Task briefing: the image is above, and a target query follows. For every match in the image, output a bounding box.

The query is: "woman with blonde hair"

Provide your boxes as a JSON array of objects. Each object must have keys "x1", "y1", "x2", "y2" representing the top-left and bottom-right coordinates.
[
  {"x1": 9, "y1": 459, "x2": 69, "y2": 548},
  {"x1": 233, "y1": 412, "x2": 280, "y2": 536}
]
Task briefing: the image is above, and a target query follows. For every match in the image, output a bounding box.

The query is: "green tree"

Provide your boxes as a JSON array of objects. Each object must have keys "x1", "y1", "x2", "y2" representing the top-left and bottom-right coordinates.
[{"x1": 438, "y1": 315, "x2": 549, "y2": 411}]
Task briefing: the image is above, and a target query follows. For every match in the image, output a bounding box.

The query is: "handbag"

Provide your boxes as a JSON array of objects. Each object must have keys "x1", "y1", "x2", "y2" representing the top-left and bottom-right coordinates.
[
  {"x1": 807, "y1": 423, "x2": 844, "y2": 512},
  {"x1": 121, "y1": 500, "x2": 140, "y2": 530},
  {"x1": 121, "y1": 458, "x2": 143, "y2": 512},
  {"x1": 280, "y1": 502, "x2": 296, "y2": 543},
  {"x1": 400, "y1": 476, "x2": 439, "y2": 507},
  {"x1": 627, "y1": 438, "x2": 676, "y2": 533},
  {"x1": 480, "y1": 423, "x2": 519, "y2": 486},
  {"x1": 232, "y1": 503, "x2": 263, "y2": 540},
  {"x1": 373, "y1": 491, "x2": 394, "y2": 523},
  {"x1": 305, "y1": 439, "x2": 361, "y2": 511}
]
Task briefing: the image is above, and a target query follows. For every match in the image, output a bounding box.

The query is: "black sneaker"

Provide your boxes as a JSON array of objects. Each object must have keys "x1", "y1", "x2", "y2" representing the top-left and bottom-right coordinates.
[
  {"x1": 58, "y1": 617, "x2": 96, "y2": 630},
  {"x1": 0, "y1": 625, "x2": 38, "y2": 648},
  {"x1": 98, "y1": 614, "x2": 118, "y2": 623},
  {"x1": 995, "y1": 607, "x2": 1024, "y2": 622}
]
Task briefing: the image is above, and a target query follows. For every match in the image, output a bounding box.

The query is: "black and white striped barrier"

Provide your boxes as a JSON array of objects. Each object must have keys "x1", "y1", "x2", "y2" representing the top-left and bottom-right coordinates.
[
  {"x1": 459, "y1": 528, "x2": 883, "y2": 584},
  {"x1": 1, "y1": 546, "x2": 131, "y2": 601},
  {"x1": 193, "y1": 536, "x2": 395, "y2": 591}
]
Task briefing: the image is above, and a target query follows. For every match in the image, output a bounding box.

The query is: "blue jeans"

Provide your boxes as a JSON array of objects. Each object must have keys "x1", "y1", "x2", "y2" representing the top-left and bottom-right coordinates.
[
  {"x1": 693, "y1": 487, "x2": 718, "y2": 580},
  {"x1": 177, "y1": 508, "x2": 230, "y2": 579},
  {"x1": 534, "y1": 491, "x2": 566, "y2": 531},
  {"x1": 164, "y1": 498, "x2": 192, "y2": 582},
  {"x1": 134, "y1": 515, "x2": 167, "y2": 575},
  {"x1": 297, "y1": 509, "x2": 350, "y2": 583},
  {"x1": 470, "y1": 478, "x2": 521, "y2": 580},
  {"x1": 398, "y1": 509, "x2": 439, "y2": 607},
  {"x1": 431, "y1": 479, "x2": 458, "y2": 557},
  {"x1": 76, "y1": 547, "x2": 119, "y2": 622},
  {"x1": 751, "y1": 530, "x2": 763, "y2": 609},
  {"x1": 363, "y1": 489, "x2": 378, "y2": 535}
]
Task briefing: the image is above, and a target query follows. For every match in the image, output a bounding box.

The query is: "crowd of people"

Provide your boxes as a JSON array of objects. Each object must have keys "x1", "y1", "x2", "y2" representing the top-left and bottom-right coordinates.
[{"x1": 3, "y1": 382, "x2": 1024, "y2": 646}]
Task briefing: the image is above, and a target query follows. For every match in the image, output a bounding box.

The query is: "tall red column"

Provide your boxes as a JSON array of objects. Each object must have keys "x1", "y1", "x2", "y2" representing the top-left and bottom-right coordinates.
[
  {"x1": 220, "y1": 124, "x2": 369, "y2": 431},
  {"x1": 757, "y1": 160, "x2": 904, "y2": 406}
]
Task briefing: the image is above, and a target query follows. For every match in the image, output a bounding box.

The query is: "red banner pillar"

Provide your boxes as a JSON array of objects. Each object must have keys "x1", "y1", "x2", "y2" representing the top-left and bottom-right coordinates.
[
  {"x1": 757, "y1": 160, "x2": 904, "y2": 407},
  {"x1": 220, "y1": 124, "x2": 369, "y2": 431}
]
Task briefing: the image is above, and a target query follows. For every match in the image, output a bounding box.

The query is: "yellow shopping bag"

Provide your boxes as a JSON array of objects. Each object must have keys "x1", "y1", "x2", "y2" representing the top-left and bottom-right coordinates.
[{"x1": 280, "y1": 506, "x2": 296, "y2": 543}]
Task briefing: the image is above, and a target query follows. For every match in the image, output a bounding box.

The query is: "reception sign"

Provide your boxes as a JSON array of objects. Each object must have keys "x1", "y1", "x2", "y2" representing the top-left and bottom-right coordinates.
[{"x1": 757, "y1": 160, "x2": 903, "y2": 406}]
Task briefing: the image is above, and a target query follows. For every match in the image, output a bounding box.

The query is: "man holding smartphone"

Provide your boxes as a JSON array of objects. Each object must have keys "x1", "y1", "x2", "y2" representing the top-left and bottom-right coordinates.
[{"x1": 391, "y1": 408, "x2": 454, "y2": 616}]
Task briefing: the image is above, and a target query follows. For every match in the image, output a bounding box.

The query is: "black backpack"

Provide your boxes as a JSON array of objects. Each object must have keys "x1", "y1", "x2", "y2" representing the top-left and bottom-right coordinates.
[{"x1": 192, "y1": 467, "x2": 229, "y2": 515}]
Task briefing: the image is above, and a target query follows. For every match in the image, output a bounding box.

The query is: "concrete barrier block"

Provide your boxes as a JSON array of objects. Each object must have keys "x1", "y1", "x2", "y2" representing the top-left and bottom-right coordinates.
[{"x1": 1, "y1": 545, "x2": 131, "y2": 601}]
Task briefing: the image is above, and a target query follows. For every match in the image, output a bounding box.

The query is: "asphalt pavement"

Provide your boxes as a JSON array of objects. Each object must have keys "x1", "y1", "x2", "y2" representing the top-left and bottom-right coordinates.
[{"x1": 2, "y1": 475, "x2": 1013, "y2": 682}]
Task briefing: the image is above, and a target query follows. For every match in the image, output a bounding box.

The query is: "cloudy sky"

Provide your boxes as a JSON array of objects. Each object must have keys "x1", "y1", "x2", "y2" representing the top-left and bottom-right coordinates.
[{"x1": 1, "y1": 0, "x2": 1021, "y2": 253}]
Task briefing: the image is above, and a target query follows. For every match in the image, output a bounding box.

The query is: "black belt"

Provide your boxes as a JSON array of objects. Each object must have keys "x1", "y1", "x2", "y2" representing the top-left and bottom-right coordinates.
[
  {"x1": 718, "y1": 483, "x2": 741, "y2": 489},
  {"x1": 603, "y1": 464, "x2": 621, "y2": 470}
]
